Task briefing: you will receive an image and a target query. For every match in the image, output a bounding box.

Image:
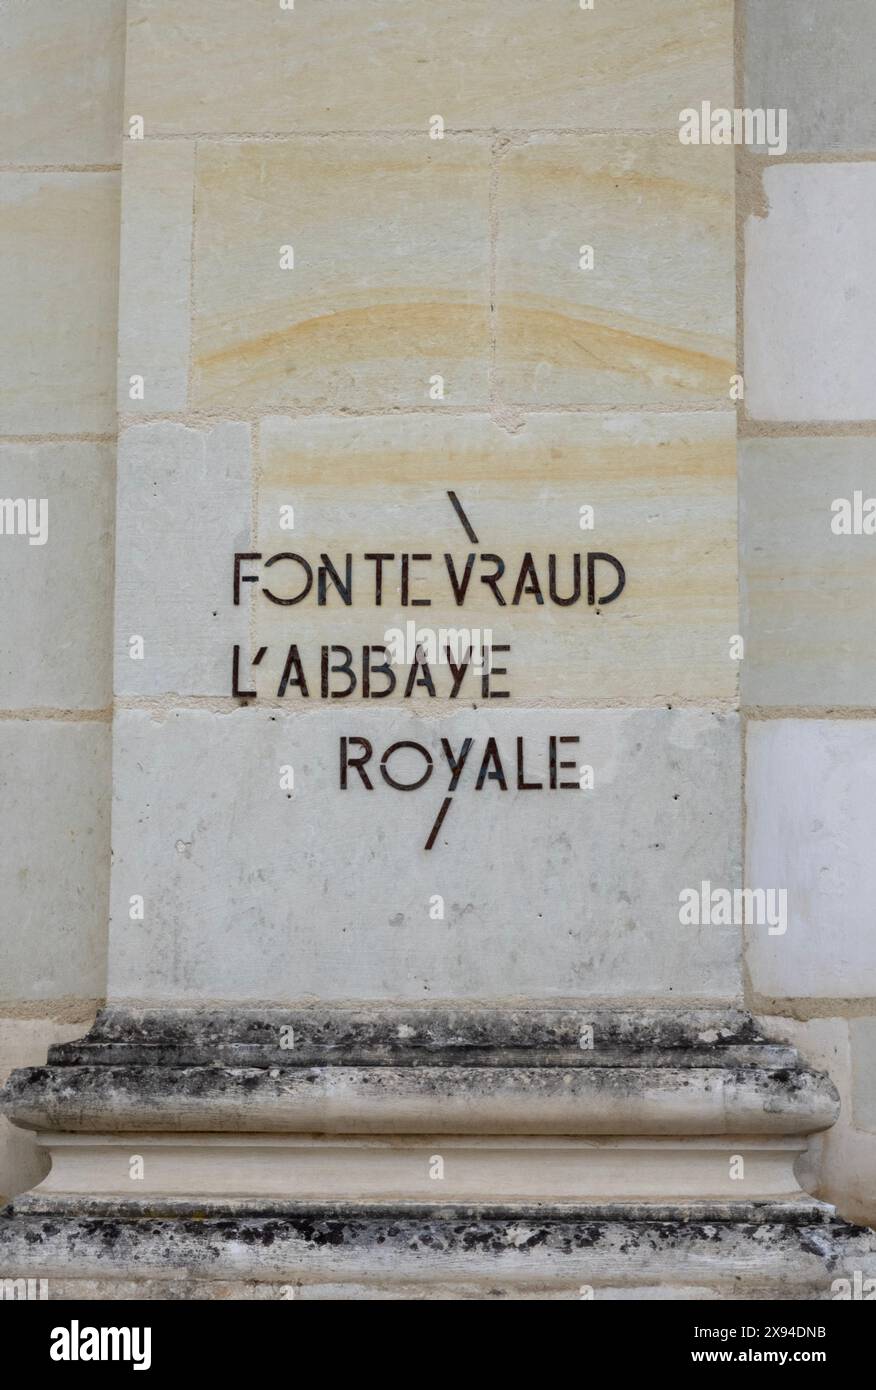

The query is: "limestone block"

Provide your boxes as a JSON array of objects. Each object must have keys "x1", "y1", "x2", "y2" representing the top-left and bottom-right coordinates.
[
  {"x1": 0, "y1": 443, "x2": 114, "y2": 710},
  {"x1": 0, "y1": 0, "x2": 125, "y2": 165},
  {"x1": 850, "y1": 1017, "x2": 876, "y2": 1134},
  {"x1": 745, "y1": 165, "x2": 876, "y2": 421},
  {"x1": 26, "y1": 1135, "x2": 819, "y2": 1204},
  {"x1": 0, "y1": 1017, "x2": 94, "y2": 1206},
  {"x1": 191, "y1": 140, "x2": 490, "y2": 410},
  {"x1": 0, "y1": 722, "x2": 110, "y2": 1002},
  {"x1": 107, "y1": 706, "x2": 741, "y2": 1003},
  {"x1": 495, "y1": 136, "x2": 735, "y2": 407},
  {"x1": 114, "y1": 422, "x2": 251, "y2": 697},
  {"x1": 745, "y1": 0, "x2": 876, "y2": 155},
  {"x1": 124, "y1": 0, "x2": 732, "y2": 134},
  {"x1": 254, "y1": 412, "x2": 737, "y2": 706},
  {"x1": 740, "y1": 438, "x2": 876, "y2": 708},
  {"x1": 746, "y1": 721, "x2": 876, "y2": 999},
  {"x1": 762, "y1": 1016, "x2": 876, "y2": 1228},
  {"x1": 117, "y1": 142, "x2": 195, "y2": 414},
  {"x1": 0, "y1": 173, "x2": 119, "y2": 435}
]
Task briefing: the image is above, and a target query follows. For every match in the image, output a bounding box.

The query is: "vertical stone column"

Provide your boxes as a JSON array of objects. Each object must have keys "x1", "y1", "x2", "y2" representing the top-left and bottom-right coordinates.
[
  {"x1": 0, "y1": 2, "x2": 124, "y2": 1203},
  {"x1": 742, "y1": 0, "x2": 876, "y2": 1230},
  {"x1": 1, "y1": 0, "x2": 873, "y2": 1298}
]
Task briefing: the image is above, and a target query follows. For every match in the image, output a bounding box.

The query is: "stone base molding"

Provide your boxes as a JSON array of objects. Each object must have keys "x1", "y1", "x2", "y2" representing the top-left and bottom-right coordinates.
[{"x1": 1, "y1": 1008, "x2": 873, "y2": 1298}]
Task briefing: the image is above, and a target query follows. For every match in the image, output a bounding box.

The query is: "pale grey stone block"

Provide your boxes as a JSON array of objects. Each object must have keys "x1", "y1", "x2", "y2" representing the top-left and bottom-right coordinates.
[
  {"x1": 0, "y1": 722, "x2": 110, "y2": 1002},
  {"x1": 745, "y1": 0, "x2": 876, "y2": 155},
  {"x1": 746, "y1": 720, "x2": 876, "y2": 999},
  {"x1": 0, "y1": 0, "x2": 125, "y2": 165},
  {"x1": 850, "y1": 1018, "x2": 876, "y2": 1133},
  {"x1": 114, "y1": 422, "x2": 251, "y2": 697},
  {"x1": 0, "y1": 443, "x2": 113, "y2": 710},
  {"x1": 740, "y1": 437, "x2": 876, "y2": 708},
  {"x1": 107, "y1": 706, "x2": 741, "y2": 1003},
  {"x1": 117, "y1": 142, "x2": 195, "y2": 414},
  {"x1": 745, "y1": 165, "x2": 876, "y2": 421},
  {"x1": 0, "y1": 173, "x2": 120, "y2": 435}
]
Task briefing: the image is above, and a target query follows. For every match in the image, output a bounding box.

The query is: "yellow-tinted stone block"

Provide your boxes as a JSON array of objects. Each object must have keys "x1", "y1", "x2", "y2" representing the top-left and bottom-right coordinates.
[
  {"x1": 496, "y1": 135, "x2": 735, "y2": 407},
  {"x1": 249, "y1": 412, "x2": 737, "y2": 706},
  {"x1": 192, "y1": 140, "x2": 491, "y2": 411}
]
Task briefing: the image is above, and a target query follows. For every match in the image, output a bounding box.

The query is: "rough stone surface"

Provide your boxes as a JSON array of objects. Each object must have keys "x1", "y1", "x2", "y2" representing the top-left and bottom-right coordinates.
[
  {"x1": 0, "y1": 443, "x2": 114, "y2": 710},
  {"x1": 0, "y1": 1060, "x2": 838, "y2": 1138},
  {"x1": 192, "y1": 140, "x2": 491, "y2": 410},
  {"x1": 746, "y1": 721, "x2": 876, "y2": 999},
  {"x1": 745, "y1": 0, "x2": 876, "y2": 155},
  {"x1": 740, "y1": 437, "x2": 876, "y2": 708},
  {"x1": 0, "y1": 173, "x2": 119, "y2": 435},
  {"x1": 1, "y1": 1006, "x2": 835, "y2": 1139},
  {"x1": 114, "y1": 422, "x2": 250, "y2": 697},
  {"x1": 255, "y1": 412, "x2": 737, "y2": 705},
  {"x1": 117, "y1": 142, "x2": 195, "y2": 414},
  {"x1": 495, "y1": 136, "x2": 734, "y2": 407},
  {"x1": 0, "y1": 0, "x2": 125, "y2": 165},
  {"x1": 124, "y1": 0, "x2": 733, "y2": 134},
  {"x1": 744, "y1": 165, "x2": 876, "y2": 422},
  {"x1": 0, "y1": 721, "x2": 110, "y2": 1002},
  {"x1": 0, "y1": 1207, "x2": 871, "y2": 1300},
  {"x1": 45, "y1": 1005, "x2": 791, "y2": 1068},
  {"x1": 107, "y1": 706, "x2": 741, "y2": 1003}
]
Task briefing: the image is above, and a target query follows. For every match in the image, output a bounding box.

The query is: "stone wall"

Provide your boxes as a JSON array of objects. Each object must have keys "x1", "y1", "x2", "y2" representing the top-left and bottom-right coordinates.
[
  {"x1": 0, "y1": 0, "x2": 873, "y2": 1243},
  {"x1": 741, "y1": 0, "x2": 876, "y2": 1227},
  {"x1": 0, "y1": 0, "x2": 124, "y2": 1203}
]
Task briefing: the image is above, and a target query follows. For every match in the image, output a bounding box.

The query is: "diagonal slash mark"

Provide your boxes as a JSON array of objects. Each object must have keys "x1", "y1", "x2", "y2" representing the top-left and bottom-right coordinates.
[
  {"x1": 447, "y1": 489, "x2": 479, "y2": 544},
  {"x1": 425, "y1": 795, "x2": 454, "y2": 851},
  {"x1": 423, "y1": 495, "x2": 479, "y2": 848}
]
